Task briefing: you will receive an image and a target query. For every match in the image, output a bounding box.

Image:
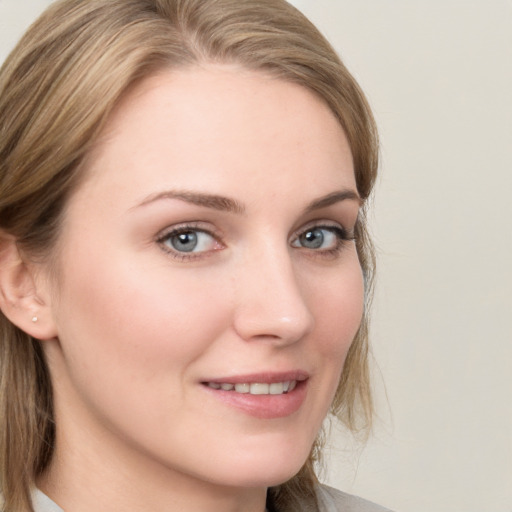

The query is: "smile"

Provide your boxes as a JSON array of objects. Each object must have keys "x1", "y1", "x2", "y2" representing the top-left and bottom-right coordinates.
[{"x1": 206, "y1": 381, "x2": 297, "y2": 395}]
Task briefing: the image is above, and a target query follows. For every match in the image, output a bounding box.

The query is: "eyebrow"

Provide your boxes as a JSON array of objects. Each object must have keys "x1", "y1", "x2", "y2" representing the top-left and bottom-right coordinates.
[
  {"x1": 134, "y1": 190, "x2": 246, "y2": 214},
  {"x1": 305, "y1": 189, "x2": 362, "y2": 211},
  {"x1": 133, "y1": 188, "x2": 360, "y2": 214}
]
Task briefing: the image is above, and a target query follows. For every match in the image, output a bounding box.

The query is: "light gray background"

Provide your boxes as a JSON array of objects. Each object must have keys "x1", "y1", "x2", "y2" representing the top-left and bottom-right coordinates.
[{"x1": 1, "y1": 1, "x2": 511, "y2": 511}]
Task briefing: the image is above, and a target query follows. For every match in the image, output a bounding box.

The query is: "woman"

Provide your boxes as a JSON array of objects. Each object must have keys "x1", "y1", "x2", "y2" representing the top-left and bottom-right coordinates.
[{"x1": 0, "y1": 1, "x2": 387, "y2": 511}]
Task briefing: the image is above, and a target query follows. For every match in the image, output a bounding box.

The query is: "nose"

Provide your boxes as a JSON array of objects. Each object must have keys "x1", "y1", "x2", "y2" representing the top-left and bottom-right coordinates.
[{"x1": 232, "y1": 244, "x2": 315, "y2": 345}]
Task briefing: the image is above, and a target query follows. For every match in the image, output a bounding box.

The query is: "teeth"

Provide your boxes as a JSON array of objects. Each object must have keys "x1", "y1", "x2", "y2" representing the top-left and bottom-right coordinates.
[
  {"x1": 234, "y1": 383, "x2": 250, "y2": 393},
  {"x1": 207, "y1": 380, "x2": 297, "y2": 395},
  {"x1": 269, "y1": 382, "x2": 284, "y2": 395},
  {"x1": 250, "y1": 383, "x2": 269, "y2": 395}
]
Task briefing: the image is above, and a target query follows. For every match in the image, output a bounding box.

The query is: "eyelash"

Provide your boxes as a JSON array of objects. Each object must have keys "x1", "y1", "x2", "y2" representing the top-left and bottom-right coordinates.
[
  {"x1": 293, "y1": 224, "x2": 355, "y2": 258},
  {"x1": 156, "y1": 222, "x2": 223, "y2": 261},
  {"x1": 156, "y1": 222, "x2": 355, "y2": 262}
]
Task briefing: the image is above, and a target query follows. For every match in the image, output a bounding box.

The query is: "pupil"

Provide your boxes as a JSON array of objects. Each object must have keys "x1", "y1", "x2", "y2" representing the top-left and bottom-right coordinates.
[
  {"x1": 301, "y1": 229, "x2": 323, "y2": 249},
  {"x1": 172, "y1": 232, "x2": 197, "y2": 252}
]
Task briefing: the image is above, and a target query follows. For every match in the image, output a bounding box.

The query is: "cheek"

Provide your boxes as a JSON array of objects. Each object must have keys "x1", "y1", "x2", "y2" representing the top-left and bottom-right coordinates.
[
  {"x1": 308, "y1": 256, "x2": 364, "y2": 415},
  {"x1": 53, "y1": 250, "x2": 232, "y2": 382},
  {"x1": 311, "y1": 257, "x2": 365, "y2": 360}
]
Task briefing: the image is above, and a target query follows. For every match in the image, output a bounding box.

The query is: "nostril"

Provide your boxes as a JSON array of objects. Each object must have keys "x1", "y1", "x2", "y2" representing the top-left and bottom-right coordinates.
[{"x1": 233, "y1": 306, "x2": 314, "y2": 345}]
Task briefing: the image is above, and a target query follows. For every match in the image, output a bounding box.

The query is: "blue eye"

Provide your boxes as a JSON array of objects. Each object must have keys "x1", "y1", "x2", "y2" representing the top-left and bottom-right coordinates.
[
  {"x1": 292, "y1": 226, "x2": 349, "y2": 251},
  {"x1": 160, "y1": 229, "x2": 217, "y2": 254},
  {"x1": 298, "y1": 228, "x2": 329, "y2": 249}
]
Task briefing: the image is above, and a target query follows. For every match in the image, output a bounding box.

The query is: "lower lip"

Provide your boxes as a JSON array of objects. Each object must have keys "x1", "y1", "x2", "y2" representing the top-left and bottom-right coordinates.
[{"x1": 202, "y1": 380, "x2": 308, "y2": 419}]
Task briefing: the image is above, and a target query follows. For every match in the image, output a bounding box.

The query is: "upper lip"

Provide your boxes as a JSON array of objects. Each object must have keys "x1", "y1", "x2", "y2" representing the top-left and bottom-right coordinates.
[{"x1": 201, "y1": 370, "x2": 309, "y2": 384}]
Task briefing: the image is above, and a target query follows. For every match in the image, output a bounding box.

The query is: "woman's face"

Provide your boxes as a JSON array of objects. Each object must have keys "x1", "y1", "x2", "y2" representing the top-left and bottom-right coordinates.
[{"x1": 43, "y1": 66, "x2": 364, "y2": 491}]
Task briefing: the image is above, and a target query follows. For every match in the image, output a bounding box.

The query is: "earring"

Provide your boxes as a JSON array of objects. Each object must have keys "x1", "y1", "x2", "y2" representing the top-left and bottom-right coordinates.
[{"x1": 32, "y1": 316, "x2": 38, "y2": 323}]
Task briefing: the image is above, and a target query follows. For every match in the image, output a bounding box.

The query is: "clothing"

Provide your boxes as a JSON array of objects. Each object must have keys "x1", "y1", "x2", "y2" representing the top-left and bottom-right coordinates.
[
  {"x1": 31, "y1": 485, "x2": 392, "y2": 511},
  {"x1": 316, "y1": 485, "x2": 393, "y2": 512},
  {"x1": 31, "y1": 489, "x2": 64, "y2": 512}
]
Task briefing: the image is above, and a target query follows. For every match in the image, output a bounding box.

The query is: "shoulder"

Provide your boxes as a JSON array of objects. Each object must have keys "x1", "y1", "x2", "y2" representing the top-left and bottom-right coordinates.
[{"x1": 316, "y1": 484, "x2": 394, "y2": 512}]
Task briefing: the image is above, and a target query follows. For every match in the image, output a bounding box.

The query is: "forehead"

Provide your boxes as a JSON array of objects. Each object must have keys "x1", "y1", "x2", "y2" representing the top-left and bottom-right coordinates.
[{"x1": 75, "y1": 65, "x2": 355, "y2": 209}]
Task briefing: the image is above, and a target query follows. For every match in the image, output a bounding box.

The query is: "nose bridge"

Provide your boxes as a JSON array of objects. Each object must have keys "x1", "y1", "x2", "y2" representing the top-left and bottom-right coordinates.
[{"x1": 232, "y1": 240, "x2": 314, "y2": 344}]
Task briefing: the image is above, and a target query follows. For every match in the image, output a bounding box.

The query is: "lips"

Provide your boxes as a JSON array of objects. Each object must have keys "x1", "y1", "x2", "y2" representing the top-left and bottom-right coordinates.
[{"x1": 201, "y1": 371, "x2": 308, "y2": 419}]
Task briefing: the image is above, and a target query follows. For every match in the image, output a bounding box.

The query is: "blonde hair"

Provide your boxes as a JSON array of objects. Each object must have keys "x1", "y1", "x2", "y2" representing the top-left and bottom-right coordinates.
[{"x1": 0, "y1": 0, "x2": 378, "y2": 510}]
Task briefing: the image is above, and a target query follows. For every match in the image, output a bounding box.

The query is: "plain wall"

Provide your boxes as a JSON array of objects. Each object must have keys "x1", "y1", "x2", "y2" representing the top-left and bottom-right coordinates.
[{"x1": 1, "y1": 1, "x2": 511, "y2": 511}]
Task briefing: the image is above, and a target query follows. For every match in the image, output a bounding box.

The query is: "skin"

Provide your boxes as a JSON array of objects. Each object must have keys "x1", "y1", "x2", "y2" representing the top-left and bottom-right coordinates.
[{"x1": 36, "y1": 65, "x2": 364, "y2": 512}]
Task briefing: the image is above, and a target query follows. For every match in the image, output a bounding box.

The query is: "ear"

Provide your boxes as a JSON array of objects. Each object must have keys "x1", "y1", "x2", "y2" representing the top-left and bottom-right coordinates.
[{"x1": 0, "y1": 233, "x2": 57, "y2": 340}]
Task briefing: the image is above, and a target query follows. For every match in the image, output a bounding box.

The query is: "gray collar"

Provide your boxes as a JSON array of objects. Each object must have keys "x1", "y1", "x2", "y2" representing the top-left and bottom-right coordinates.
[{"x1": 31, "y1": 489, "x2": 64, "y2": 512}]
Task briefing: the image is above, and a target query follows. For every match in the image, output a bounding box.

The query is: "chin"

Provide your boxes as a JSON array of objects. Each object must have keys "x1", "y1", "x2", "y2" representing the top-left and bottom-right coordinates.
[
  {"x1": 202, "y1": 439, "x2": 312, "y2": 490},
  {"x1": 208, "y1": 464, "x2": 304, "y2": 491}
]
